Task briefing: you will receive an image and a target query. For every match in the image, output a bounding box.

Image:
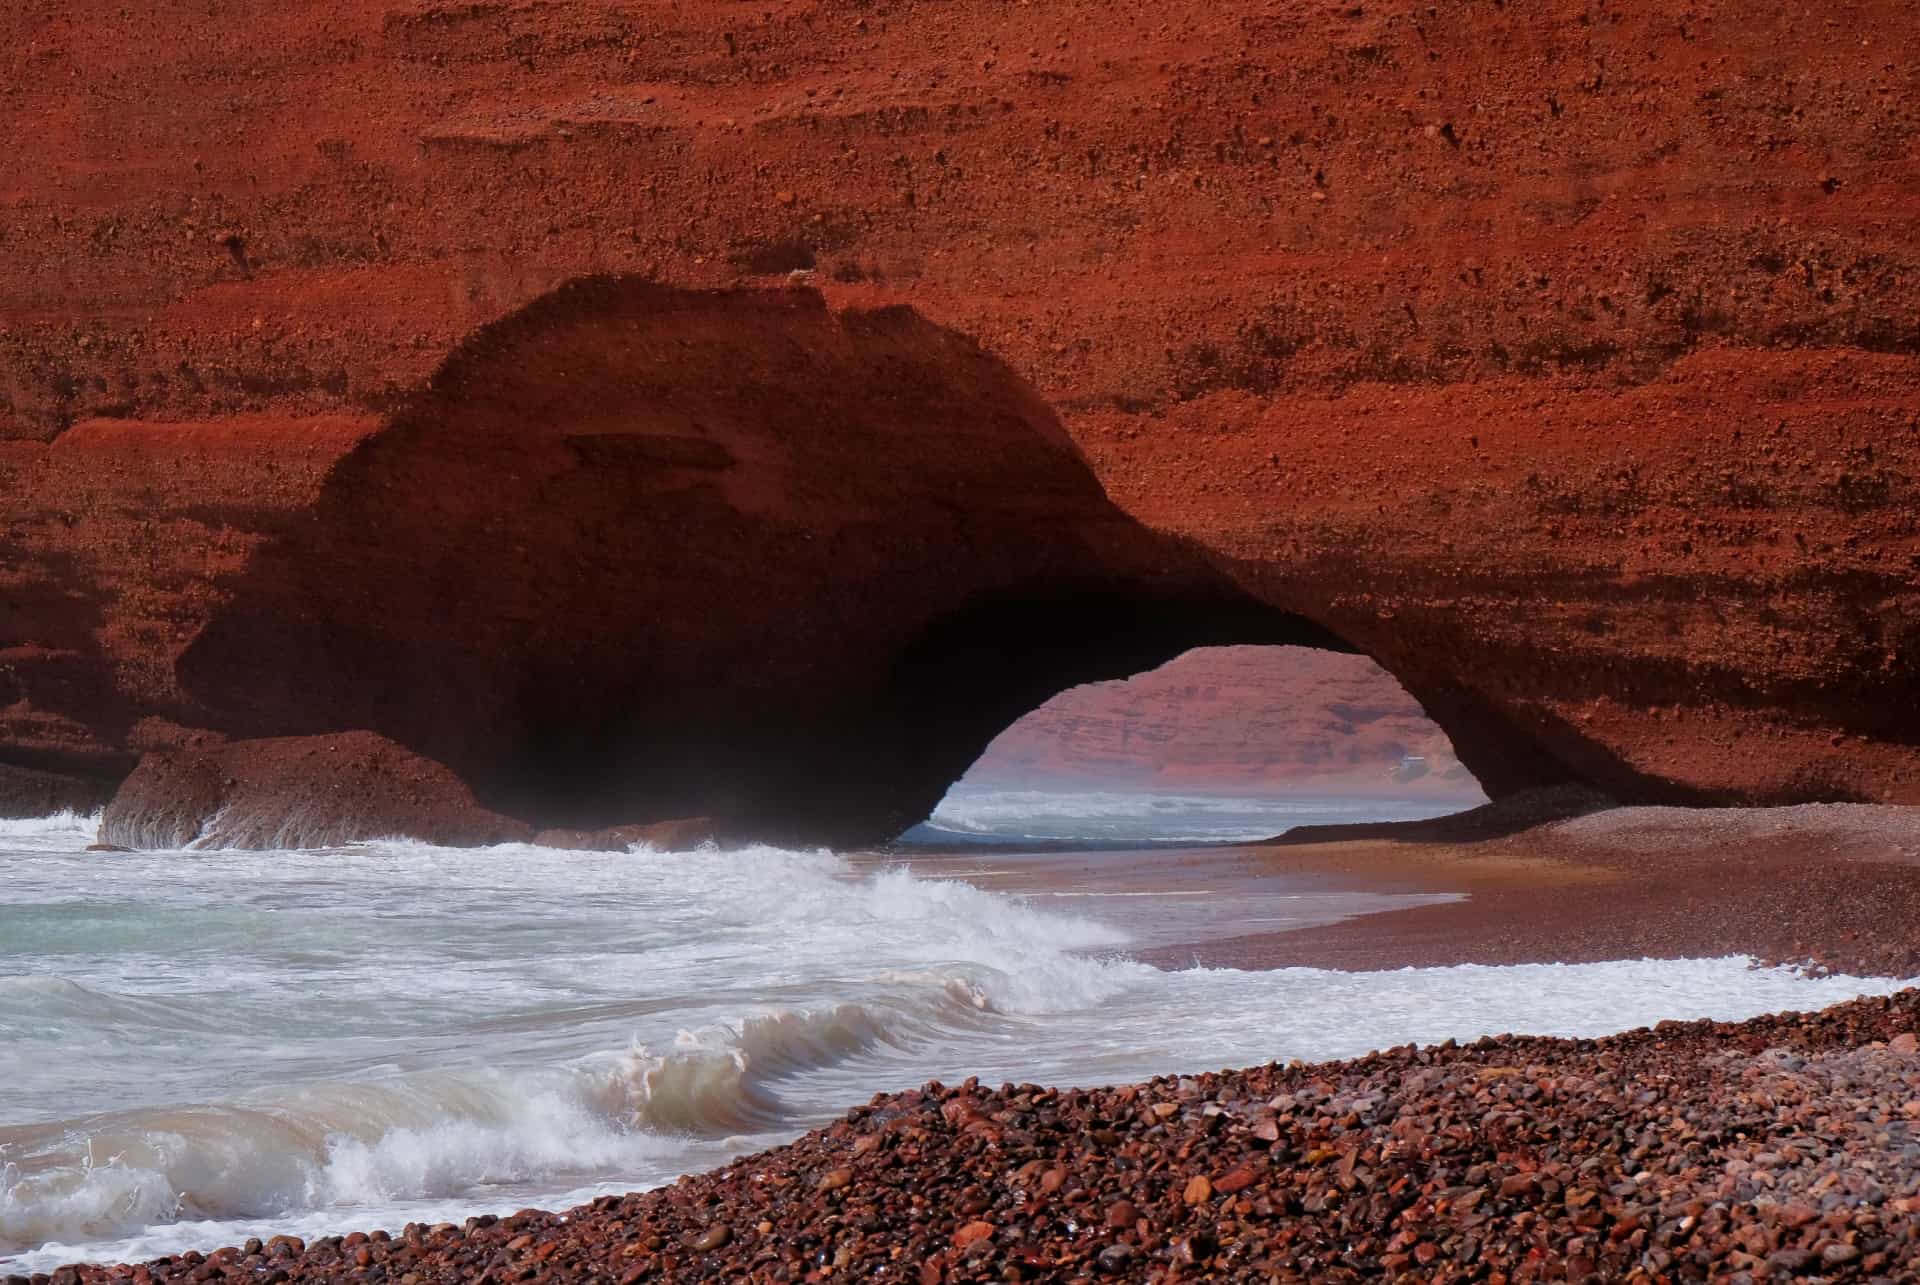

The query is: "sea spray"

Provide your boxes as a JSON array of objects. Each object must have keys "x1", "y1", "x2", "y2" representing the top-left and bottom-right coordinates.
[{"x1": 0, "y1": 811, "x2": 101, "y2": 842}]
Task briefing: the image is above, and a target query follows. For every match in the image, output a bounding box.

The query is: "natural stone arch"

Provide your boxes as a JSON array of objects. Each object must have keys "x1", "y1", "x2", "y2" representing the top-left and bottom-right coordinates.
[{"x1": 176, "y1": 280, "x2": 1565, "y2": 845}]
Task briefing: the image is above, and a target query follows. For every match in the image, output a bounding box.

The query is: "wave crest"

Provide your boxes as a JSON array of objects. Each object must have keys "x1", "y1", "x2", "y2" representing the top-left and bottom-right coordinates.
[
  {"x1": 0, "y1": 982, "x2": 1008, "y2": 1262},
  {"x1": 0, "y1": 811, "x2": 101, "y2": 841}
]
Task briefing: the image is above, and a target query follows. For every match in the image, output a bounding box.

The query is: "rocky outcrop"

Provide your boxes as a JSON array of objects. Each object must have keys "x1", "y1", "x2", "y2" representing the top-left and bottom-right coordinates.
[
  {"x1": 168, "y1": 282, "x2": 1334, "y2": 842},
  {"x1": 3, "y1": 1, "x2": 1919, "y2": 842},
  {"x1": 98, "y1": 732, "x2": 533, "y2": 849}
]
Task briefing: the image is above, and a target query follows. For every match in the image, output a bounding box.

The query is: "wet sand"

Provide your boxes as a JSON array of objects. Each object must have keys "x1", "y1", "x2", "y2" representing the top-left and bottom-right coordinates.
[
  {"x1": 888, "y1": 793, "x2": 1920, "y2": 980},
  {"x1": 1129, "y1": 792, "x2": 1920, "y2": 979},
  {"x1": 870, "y1": 843, "x2": 1466, "y2": 957}
]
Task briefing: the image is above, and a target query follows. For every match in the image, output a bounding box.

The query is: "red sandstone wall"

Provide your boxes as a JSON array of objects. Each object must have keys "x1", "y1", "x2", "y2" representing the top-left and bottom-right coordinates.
[
  {"x1": 0, "y1": 415, "x2": 377, "y2": 774},
  {"x1": 2, "y1": 0, "x2": 1917, "y2": 826}
]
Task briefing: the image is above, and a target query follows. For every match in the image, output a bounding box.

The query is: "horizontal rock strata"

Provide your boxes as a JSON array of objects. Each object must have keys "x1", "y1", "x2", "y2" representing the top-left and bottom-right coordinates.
[
  {"x1": 2, "y1": 0, "x2": 1917, "y2": 838},
  {"x1": 9, "y1": 281, "x2": 1346, "y2": 846}
]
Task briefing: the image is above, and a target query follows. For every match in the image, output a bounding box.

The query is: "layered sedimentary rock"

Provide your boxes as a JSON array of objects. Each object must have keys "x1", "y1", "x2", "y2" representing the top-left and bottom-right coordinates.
[
  {"x1": 3, "y1": 0, "x2": 1918, "y2": 841},
  {"x1": 1, "y1": 414, "x2": 378, "y2": 780}
]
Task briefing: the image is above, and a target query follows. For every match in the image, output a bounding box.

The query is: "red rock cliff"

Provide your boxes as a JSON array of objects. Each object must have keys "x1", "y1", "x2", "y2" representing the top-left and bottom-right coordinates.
[
  {"x1": 2, "y1": 0, "x2": 1917, "y2": 838},
  {"x1": 964, "y1": 646, "x2": 1486, "y2": 799}
]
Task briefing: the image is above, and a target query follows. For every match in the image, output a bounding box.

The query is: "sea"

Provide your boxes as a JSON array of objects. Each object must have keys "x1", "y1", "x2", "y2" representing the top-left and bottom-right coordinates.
[{"x1": 2, "y1": 789, "x2": 1911, "y2": 1272}]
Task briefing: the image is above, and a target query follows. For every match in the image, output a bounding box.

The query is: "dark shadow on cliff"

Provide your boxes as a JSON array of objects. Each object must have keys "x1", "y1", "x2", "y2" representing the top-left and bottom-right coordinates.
[{"x1": 178, "y1": 279, "x2": 1573, "y2": 846}]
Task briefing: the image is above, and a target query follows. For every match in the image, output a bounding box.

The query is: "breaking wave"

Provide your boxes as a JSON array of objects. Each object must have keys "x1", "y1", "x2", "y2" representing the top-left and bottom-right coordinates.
[
  {"x1": 100, "y1": 799, "x2": 422, "y2": 853},
  {"x1": 0, "y1": 834, "x2": 1143, "y2": 1266},
  {"x1": 0, "y1": 811, "x2": 100, "y2": 841},
  {"x1": 0, "y1": 981, "x2": 1008, "y2": 1262},
  {"x1": 3, "y1": 818, "x2": 1914, "y2": 1272}
]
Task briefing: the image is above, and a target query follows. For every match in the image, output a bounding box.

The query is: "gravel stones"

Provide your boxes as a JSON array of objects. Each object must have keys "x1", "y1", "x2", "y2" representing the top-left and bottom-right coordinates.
[{"x1": 48, "y1": 990, "x2": 1920, "y2": 1282}]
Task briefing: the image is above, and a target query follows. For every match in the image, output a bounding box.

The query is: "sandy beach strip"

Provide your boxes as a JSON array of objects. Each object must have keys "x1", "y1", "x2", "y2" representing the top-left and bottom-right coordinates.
[{"x1": 1130, "y1": 794, "x2": 1920, "y2": 981}]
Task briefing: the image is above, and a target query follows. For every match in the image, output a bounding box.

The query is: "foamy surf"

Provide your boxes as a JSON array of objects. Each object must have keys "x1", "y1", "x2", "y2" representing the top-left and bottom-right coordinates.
[
  {"x1": 1, "y1": 1059, "x2": 684, "y2": 1256},
  {"x1": 0, "y1": 810, "x2": 101, "y2": 843},
  {"x1": 914, "y1": 784, "x2": 1473, "y2": 844},
  {"x1": 2, "y1": 816, "x2": 1914, "y2": 1270},
  {"x1": 0, "y1": 988, "x2": 986, "y2": 1257}
]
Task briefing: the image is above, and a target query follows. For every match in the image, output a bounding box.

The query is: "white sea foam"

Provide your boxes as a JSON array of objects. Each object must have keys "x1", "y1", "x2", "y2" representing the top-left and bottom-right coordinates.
[
  {"x1": 918, "y1": 784, "x2": 1469, "y2": 844},
  {"x1": 1, "y1": 814, "x2": 1913, "y2": 1270},
  {"x1": 1, "y1": 1043, "x2": 751, "y2": 1259},
  {"x1": 0, "y1": 810, "x2": 100, "y2": 841}
]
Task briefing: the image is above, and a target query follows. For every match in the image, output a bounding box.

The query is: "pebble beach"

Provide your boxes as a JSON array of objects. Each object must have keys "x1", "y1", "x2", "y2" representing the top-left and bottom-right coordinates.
[{"x1": 38, "y1": 989, "x2": 1920, "y2": 1284}]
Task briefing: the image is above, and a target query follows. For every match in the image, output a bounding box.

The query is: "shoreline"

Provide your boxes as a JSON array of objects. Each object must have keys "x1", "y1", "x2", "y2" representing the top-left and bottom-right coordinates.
[
  {"x1": 50, "y1": 988, "x2": 1920, "y2": 1283},
  {"x1": 14, "y1": 800, "x2": 1920, "y2": 1280},
  {"x1": 1130, "y1": 795, "x2": 1920, "y2": 981}
]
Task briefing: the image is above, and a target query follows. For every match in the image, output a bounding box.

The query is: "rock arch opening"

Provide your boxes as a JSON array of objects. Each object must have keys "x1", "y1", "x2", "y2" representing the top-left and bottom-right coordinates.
[
  {"x1": 908, "y1": 644, "x2": 1490, "y2": 846},
  {"x1": 863, "y1": 589, "x2": 1358, "y2": 843}
]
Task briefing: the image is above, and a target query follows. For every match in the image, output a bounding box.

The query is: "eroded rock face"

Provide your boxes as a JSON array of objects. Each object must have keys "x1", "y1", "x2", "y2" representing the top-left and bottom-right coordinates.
[
  {"x1": 173, "y1": 282, "x2": 1330, "y2": 841},
  {"x1": 9, "y1": 284, "x2": 1341, "y2": 845},
  {"x1": 1, "y1": 274, "x2": 1914, "y2": 846},
  {"x1": 99, "y1": 732, "x2": 533, "y2": 850},
  {"x1": 0, "y1": 414, "x2": 379, "y2": 786},
  {"x1": 3, "y1": 0, "x2": 1919, "y2": 840}
]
